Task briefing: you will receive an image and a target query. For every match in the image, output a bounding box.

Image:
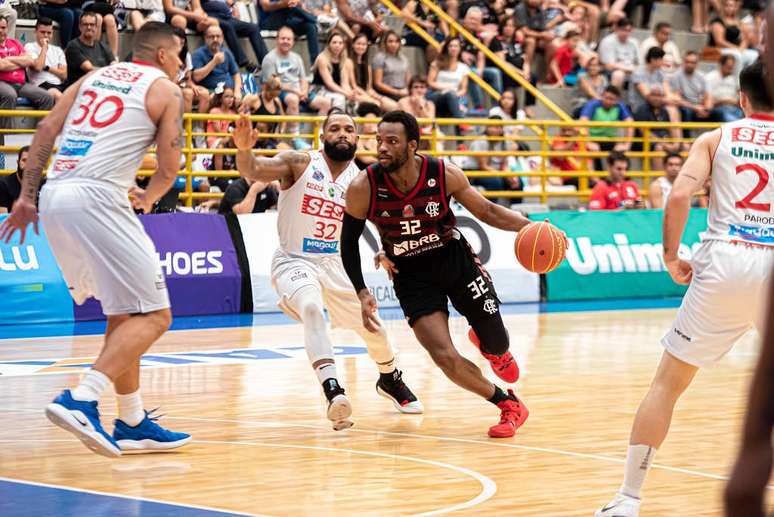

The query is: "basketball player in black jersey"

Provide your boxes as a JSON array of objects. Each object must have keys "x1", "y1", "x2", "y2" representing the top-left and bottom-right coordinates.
[{"x1": 340, "y1": 111, "x2": 531, "y2": 438}]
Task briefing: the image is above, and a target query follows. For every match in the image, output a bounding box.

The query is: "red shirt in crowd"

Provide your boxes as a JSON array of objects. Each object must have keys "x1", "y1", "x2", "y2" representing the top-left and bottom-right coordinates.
[
  {"x1": 0, "y1": 38, "x2": 26, "y2": 85},
  {"x1": 589, "y1": 179, "x2": 642, "y2": 210},
  {"x1": 548, "y1": 44, "x2": 575, "y2": 83}
]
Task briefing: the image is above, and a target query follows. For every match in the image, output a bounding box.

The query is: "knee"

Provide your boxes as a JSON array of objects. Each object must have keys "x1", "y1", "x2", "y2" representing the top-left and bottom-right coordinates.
[
  {"x1": 285, "y1": 93, "x2": 299, "y2": 109},
  {"x1": 171, "y1": 14, "x2": 186, "y2": 29},
  {"x1": 104, "y1": 15, "x2": 117, "y2": 30},
  {"x1": 149, "y1": 308, "x2": 172, "y2": 333},
  {"x1": 299, "y1": 299, "x2": 325, "y2": 326}
]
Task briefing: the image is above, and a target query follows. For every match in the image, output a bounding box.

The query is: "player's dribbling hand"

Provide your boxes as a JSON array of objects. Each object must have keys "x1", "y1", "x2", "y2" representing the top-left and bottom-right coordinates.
[
  {"x1": 373, "y1": 250, "x2": 399, "y2": 280},
  {"x1": 0, "y1": 198, "x2": 38, "y2": 244},
  {"x1": 232, "y1": 114, "x2": 259, "y2": 151},
  {"x1": 128, "y1": 186, "x2": 154, "y2": 214},
  {"x1": 665, "y1": 257, "x2": 693, "y2": 285},
  {"x1": 357, "y1": 289, "x2": 381, "y2": 333}
]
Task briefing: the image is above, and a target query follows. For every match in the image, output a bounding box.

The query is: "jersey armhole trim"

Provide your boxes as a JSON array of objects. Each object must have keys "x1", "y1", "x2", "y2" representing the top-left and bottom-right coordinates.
[
  {"x1": 439, "y1": 157, "x2": 449, "y2": 212},
  {"x1": 709, "y1": 126, "x2": 721, "y2": 170},
  {"x1": 366, "y1": 165, "x2": 376, "y2": 220}
]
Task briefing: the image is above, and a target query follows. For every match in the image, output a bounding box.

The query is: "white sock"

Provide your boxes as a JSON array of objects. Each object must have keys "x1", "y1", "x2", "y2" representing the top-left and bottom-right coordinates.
[
  {"x1": 355, "y1": 327, "x2": 396, "y2": 374},
  {"x1": 620, "y1": 444, "x2": 656, "y2": 499},
  {"x1": 315, "y1": 362, "x2": 338, "y2": 384},
  {"x1": 71, "y1": 369, "x2": 111, "y2": 402},
  {"x1": 116, "y1": 391, "x2": 145, "y2": 427}
]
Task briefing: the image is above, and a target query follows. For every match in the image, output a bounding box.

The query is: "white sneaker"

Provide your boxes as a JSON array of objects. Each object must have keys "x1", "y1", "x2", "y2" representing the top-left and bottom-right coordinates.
[
  {"x1": 595, "y1": 493, "x2": 641, "y2": 517},
  {"x1": 327, "y1": 394, "x2": 353, "y2": 431}
]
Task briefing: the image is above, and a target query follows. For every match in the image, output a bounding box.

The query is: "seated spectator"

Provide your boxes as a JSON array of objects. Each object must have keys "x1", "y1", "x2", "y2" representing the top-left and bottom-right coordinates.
[
  {"x1": 397, "y1": 75, "x2": 435, "y2": 149},
  {"x1": 547, "y1": 30, "x2": 582, "y2": 86},
  {"x1": 630, "y1": 47, "x2": 669, "y2": 109},
  {"x1": 206, "y1": 85, "x2": 238, "y2": 148},
  {"x1": 640, "y1": 22, "x2": 682, "y2": 74},
  {"x1": 218, "y1": 177, "x2": 278, "y2": 214},
  {"x1": 706, "y1": 54, "x2": 744, "y2": 121},
  {"x1": 550, "y1": 126, "x2": 586, "y2": 188},
  {"x1": 668, "y1": 51, "x2": 712, "y2": 124},
  {"x1": 372, "y1": 30, "x2": 410, "y2": 102},
  {"x1": 464, "y1": 115, "x2": 522, "y2": 205},
  {"x1": 401, "y1": 0, "x2": 446, "y2": 63},
  {"x1": 38, "y1": 0, "x2": 82, "y2": 48},
  {"x1": 459, "y1": 0, "x2": 502, "y2": 33},
  {"x1": 173, "y1": 26, "x2": 210, "y2": 115},
  {"x1": 239, "y1": 75, "x2": 288, "y2": 150},
  {"x1": 648, "y1": 152, "x2": 683, "y2": 208},
  {"x1": 709, "y1": 0, "x2": 759, "y2": 73},
  {"x1": 0, "y1": 146, "x2": 44, "y2": 213},
  {"x1": 589, "y1": 151, "x2": 643, "y2": 210},
  {"x1": 335, "y1": 0, "x2": 386, "y2": 41},
  {"x1": 741, "y1": 0, "x2": 766, "y2": 51},
  {"x1": 192, "y1": 24, "x2": 242, "y2": 101},
  {"x1": 0, "y1": 17, "x2": 54, "y2": 129},
  {"x1": 599, "y1": 17, "x2": 640, "y2": 88},
  {"x1": 25, "y1": 18, "x2": 67, "y2": 103},
  {"x1": 573, "y1": 56, "x2": 608, "y2": 116},
  {"x1": 579, "y1": 85, "x2": 634, "y2": 171},
  {"x1": 65, "y1": 12, "x2": 116, "y2": 87},
  {"x1": 200, "y1": 0, "x2": 265, "y2": 71},
  {"x1": 557, "y1": 2, "x2": 591, "y2": 45},
  {"x1": 497, "y1": 16, "x2": 536, "y2": 108},
  {"x1": 488, "y1": 88, "x2": 524, "y2": 137},
  {"x1": 632, "y1": 86, "x2": 682, "y2": 171},
  {"x1": 460, "y1": 7, "x2": 503, "y2": 110},
  {"x1": 0, "y1": 0, "x2": 15, "y2": 40},
  {"x1": 355, "y1": 102, "x2": 379, "y2": 169},
  {"x1": 82, "y1": 0, "x2": 119, "y2": 58},
  {"x1": 347, "y1": 32, "x2": 398, "y2": 112},
  {"x1": 164, "y1": 0, "x2": 219, "y2": 35},
  {"x1": 310, "y1": 31, "x2": 353, "y2": 113},
  {"x1": 427, "y1": 37, "x2": 469, "y2": 122},
  {"x1": 308, "y1": 0, "x2": 355, "y2": 39},
  {"x1": 624, "y1": 0, "x2": 654, "y2": 29},
  {"x1": 262, "y1": 26, "x2": 329, "y2": 148},
  {"x1": 514, "y1": 0, "x2": 556, "y2": 69},
  {"x1": 258, "y1": 0, "x2": 320, "y2": 62},
  {"x1": 119, "y1": 0, "x2": 166, "y2": 31}
]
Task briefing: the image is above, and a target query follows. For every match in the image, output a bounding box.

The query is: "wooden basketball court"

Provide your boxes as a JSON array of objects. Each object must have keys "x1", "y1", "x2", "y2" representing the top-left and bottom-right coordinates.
[{"x1": 0, "y1": 305, "x2": 765, "y2": 516}]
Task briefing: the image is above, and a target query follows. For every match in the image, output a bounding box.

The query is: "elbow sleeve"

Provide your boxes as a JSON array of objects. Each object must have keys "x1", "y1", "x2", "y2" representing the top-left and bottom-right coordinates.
[{"x1": 340, "y1": 212, "x2": 367, "y2": 293}]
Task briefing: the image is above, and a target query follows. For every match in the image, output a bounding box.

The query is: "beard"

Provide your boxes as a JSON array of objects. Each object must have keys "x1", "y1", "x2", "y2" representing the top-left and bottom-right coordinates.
[
  {"x1": 381, "y1": 149, "x2": 410, "y2": 173},
  {"x1": 323, "y1": 140, "x2": 356, "y2": 162}
]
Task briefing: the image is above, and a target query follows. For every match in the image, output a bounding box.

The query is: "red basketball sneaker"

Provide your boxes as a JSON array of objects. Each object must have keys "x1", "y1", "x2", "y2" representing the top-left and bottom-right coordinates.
[
  {"x1": 489, "y1": 390, "x2": 529, "y2": 438},
  {"x1": 468, "y1": 328, "x2": 520, "y2": 383}
]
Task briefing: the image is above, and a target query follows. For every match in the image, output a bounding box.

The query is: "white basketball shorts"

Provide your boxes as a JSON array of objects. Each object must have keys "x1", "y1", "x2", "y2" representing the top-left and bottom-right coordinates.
[
  {"x1": 39, "y1": 181, "x2": 170, "y2": 316},
  {"x1": 662, "y1": 240, "x2": 773, "y2": 367},
  {"x1": 271, "y1": 248, "x2": 362, "y2": 329}
]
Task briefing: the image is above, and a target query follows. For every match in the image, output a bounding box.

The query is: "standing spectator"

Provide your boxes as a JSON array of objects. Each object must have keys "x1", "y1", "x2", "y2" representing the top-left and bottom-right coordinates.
[
  {"x1": 25, "y1": 18, "x2": 67, "y2": 103},
  {"x1": 354, "y1": 102, "x2": 379, "y2": 169},
  {"x1": 514, "y1": 0, "x2": 556, "y2": 71},
  {"x1": 706, "y1": 54, "x2": 744, "y2": 121},
  {"x1": 574, "y1": 56, "x2": 608, "y2": 115},
  {"x1": 709, "y1": 0, "x2": 759, "y2": 72},
  {"x1": 372, "y1": 30, "x2": 410, "y2": 102},
  {"x1": 640, "y1": 22, "x2": 682, "y2": 73},
  {"x1": 427, "y1": 37, "x2": 469, "y2": 121},
  {"x1": 401, "y1": 0, "x2": 446, "y2": 63},
  {"x1": 257, "y1": 0, "x2": 320, "y2": 63},
  {"x1": 261, "y1": 26, "x2": 330, "y2": 147},
  {"x1": 579, "y1": 85, "x2": 634, "y2": 171},
  {"x1": 335, "y1": 0, "x2": 386, "y2": 41},
  {"x1": 206, "y1": 85, "x2": 238, "y2": 148},
  {"x1": 632, "y1": 86, "x2": 682, "y2": 171},
  {"x1": 120, "y1": 0, "x2": 166, "y2": 31},
  {"x1": 164, "y1": 0, "x2": 219, "y2": 35},
  {"x1": 0, "y1": 146, "x2": 40, "y2": 213},
  {"x1": 310, "y1": 31, "x2": 353, "y2": 113},
  {"x1": 547, "y1": 30, "x2": 581, "y2": 86},
  {"x1": 192, "y1": 24, "x2": 242, "y2": 99},
  {"x1": 347, "y1": 32, "x2": 398, "y2": 112},
  {"x1": 589, "y1": 151, "x2": 642, "y2": 210},
  {"x1": 464, "y1": 115, "x2": 522, "y2": 205},
  {"x1": 397, "y1": 75, "x2": 435, "y2": 148},
  {"x1": 648, "y1": 152, "x2": 683, "y2": 208},
  {"x1": 38, "y1": 0, "x2": 82, "y2": 48},
  {"x1": 668, "y1": 50, "x2": 712, "y2": 123},
  {"x1": 64, "y1": 12, "x2": 116, "y2": 87},
  {"x1": 0, "y1": 16, "x2": 54, "y2": 129},
  {"x1": 200, "y1": 0, "x2": 265, "y2": 70},
  {"x1": 460, "y1": 7, "x2": 503, "y2": 110},
  {"x1": 599, "y1": 17, "x2": 640, "y2": 88},
  {"x1": 218, "y1": 177, "x2": 278, "y2": 214}
]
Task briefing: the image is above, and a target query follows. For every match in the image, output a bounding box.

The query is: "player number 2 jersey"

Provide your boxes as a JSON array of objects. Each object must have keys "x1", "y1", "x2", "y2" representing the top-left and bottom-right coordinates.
[
  {"x1": 706, "y1": 114, "x2": 774, "y2": 246},
  {"x1": 46, "y1": 61, "x2": 169, "y2": 191},
  {"x1": 276, "y1": 150, "x2": 360, "y2": 256}
]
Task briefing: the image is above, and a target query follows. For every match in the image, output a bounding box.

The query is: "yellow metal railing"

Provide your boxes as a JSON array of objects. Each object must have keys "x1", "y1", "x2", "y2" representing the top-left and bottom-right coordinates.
[{"x1": 0, "y1": 111, "x2": 719, "y2": 207}]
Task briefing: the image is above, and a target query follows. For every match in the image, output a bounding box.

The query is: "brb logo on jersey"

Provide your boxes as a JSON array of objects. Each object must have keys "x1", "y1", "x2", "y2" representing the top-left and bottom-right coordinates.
[
  {"x1": 301, "y1": 194, "x2": 344, "y2": 221},
  {"x1": 393, "y1": 233, "x2": 440, "y2": 256}
]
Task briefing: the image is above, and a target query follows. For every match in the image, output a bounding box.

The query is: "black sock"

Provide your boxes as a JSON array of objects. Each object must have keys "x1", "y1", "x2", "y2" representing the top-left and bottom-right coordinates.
[
  {"x1": 487, "y1": 386, "x2": 513, "y2": 405},
  {"x1": 322, "y1": 378, "x2": 344, "y2": 401},
  {"x1": 379, "y1": 369, "x2": 400, "y2": 385}
]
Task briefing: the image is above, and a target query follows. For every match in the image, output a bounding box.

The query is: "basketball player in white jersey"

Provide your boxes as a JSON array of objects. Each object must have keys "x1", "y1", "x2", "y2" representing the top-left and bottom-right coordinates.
[
  {"x1": 0, "y1": 22, "x2": 191, "y2": 458},
  {"x1": 597, "y1": 60, "x2": 774, "y2": 516},
  {"x1": 233, "y1": 111, "x2": 423, "y2": 430}
]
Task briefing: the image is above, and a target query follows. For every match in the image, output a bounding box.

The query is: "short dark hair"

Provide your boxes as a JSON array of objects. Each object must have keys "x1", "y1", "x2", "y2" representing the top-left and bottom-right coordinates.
[
  {"x1": 80, "y1": 11, "x2": 98, "y2": 23},
  {"x1": 35, "y1": 17, "x2": 54, "y2": 28},
  {"x1": 322, "y1": 108, "x2": 355, "y2": 130},
  {"x1": 684, "y1": 50, "x2": 698, "y2": 59},
  {"x1": 607, "y1": 150, "x2": 629, "y2": 166},
  {"x1": 665, "y1": 152, "x2": 684, "y2": 163},
  {"x1": 654, "y1": 22, "x2": 671, "y2": 32},
  {"x1": 379, "y1": 110, "x2": 420, "y2": 147},
  {"x1": 408, "y1": 74, "x2": 428, "y2": 90},
  {"x1": 615, "y1": 17, "x2": 632, "y2": 28},
  {"x1": 133, "y1": 21, "x2": 178, "y2": 58},
  {"x1": 719, "y1": 54, "x2": 737, "y2": 66},
  {"x1": 356, "y1": 102, "x2": 381, "y2": 118},
  {"x1": 740, "y1": 60, "x2": 774, "y2": 111},
  {"x1": 645, "y1": 47, "x2": 666, "y2": 63},
  {"x1": 604, "y1": 85, "x2": 621, "y2": 97}
]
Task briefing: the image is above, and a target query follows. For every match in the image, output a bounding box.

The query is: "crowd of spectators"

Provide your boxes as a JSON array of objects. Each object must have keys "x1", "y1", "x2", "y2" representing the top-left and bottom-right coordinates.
[{"x1": 0, "y1": 0, "x2": 762, "y2": 212}]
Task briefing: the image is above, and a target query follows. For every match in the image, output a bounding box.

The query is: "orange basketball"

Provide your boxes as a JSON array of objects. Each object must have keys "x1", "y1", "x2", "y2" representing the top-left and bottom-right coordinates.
[{"x1": 515, "y1": 221, "x2": 567, "y2": 274}]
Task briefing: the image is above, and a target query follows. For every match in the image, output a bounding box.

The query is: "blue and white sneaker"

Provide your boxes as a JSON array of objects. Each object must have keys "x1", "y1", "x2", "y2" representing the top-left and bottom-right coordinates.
[
  {"x1": 113, "y1": 409, "x2": 192, "y2": 451},
  {"x1": 45, "y1": 389, "x2": 121, "y2": 458}
]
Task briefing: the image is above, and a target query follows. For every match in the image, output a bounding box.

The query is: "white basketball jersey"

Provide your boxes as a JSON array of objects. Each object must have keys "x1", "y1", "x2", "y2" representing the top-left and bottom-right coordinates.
[
  {"x1": 277, "y1": 150, "x2": 360, "y2": 256},
  {"x1": 654, "y1": 176, "x2": 672, "y2": 208},
  {"x1": 47, "y1": 61, "x2": 169, "y2": 191},
  {"x1": 705, "y1": 114, "x2": 774, "y2": 246}
]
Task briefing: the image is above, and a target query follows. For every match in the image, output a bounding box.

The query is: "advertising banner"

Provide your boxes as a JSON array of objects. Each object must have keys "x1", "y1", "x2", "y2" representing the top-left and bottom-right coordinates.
[
  {"x1": 239, "y1": 209, "x2": 539, "y2": 313},
  {"x1": 74, "y1": 213, "x2": 242, "y2": 320},
  {"x1": 531, "y1": 209, "x2": 708, "y2": 301},
  {"x1": 0, "y1": 214, "x2": 73, "y2": 325}
]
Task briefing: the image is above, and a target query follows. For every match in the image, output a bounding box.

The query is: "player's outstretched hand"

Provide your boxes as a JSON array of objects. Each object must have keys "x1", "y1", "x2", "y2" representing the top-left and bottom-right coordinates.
[
  {"x1": 665, "y1": 257, "x2": 693, "y2": 285},
  {"x1": 357, "y1": 289, "x2": 381, "y2": 333},
  {"x1": 129, "y1": 186, "x2": 154, "y2": 214},
  {"x1": 0, "y1": 198, "x2": 39, "y2": 244},
  {"x1": 232, "y1": 114, "x2": 259, "y2": 151},
  {"x1": 373, "y1": 250, "x2": 399, "y2": 280}
]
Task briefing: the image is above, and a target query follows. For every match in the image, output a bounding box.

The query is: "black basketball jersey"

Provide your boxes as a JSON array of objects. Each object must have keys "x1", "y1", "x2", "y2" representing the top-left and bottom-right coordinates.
[{"x1": 366, "y1": 154, "x2": 457, "y2": 261}]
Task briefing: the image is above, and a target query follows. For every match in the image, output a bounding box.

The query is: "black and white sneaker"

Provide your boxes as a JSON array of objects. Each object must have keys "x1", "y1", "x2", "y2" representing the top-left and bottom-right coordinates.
[
  {"x1": 323, "y1": 379, "x2": 353, "y2": 431},
  {"x1": 376, "y1": 370, "x2": 424, "y2": 414}
]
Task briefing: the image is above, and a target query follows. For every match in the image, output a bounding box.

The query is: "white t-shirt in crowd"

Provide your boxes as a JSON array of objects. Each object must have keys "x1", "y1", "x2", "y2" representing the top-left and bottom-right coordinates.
[{"x1": 25, "y1": 41, "x2": 66, "y2": 86}]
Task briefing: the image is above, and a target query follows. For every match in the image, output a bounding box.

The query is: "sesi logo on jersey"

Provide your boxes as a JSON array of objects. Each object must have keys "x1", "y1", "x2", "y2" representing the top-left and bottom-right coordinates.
[
  {"x1": 301, "y1": 194, "x2": 345, "y2": 221},
  {"x1": 731, "y1": 127, "x2": 774, "y2": 146},
  {"x1": 100, "y1": 66, "x2": 143, "y2": 83}
]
